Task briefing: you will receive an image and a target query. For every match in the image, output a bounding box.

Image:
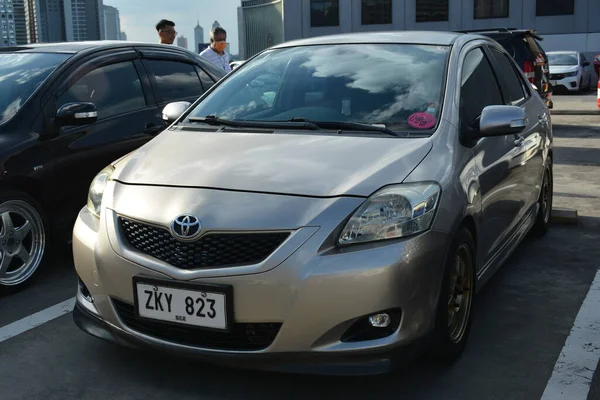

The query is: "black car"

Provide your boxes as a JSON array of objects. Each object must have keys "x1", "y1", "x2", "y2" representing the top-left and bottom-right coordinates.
[
  {"x1": 0, "y1": 41, "x2": 227, "y2": 292},
  {"x1": 457, "y1": 28, "x2": 553, "y2": 109}
]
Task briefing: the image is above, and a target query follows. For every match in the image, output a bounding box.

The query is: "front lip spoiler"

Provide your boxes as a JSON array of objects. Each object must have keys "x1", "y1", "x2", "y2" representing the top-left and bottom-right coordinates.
[{"x1": 72, "y1": 301, "x2": 430, "y2": 376}]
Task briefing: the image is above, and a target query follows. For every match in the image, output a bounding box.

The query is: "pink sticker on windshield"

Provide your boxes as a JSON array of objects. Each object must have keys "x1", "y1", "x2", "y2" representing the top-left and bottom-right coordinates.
[{"x1": 408, "y1": 112, "x2": 437, "y2": 129}]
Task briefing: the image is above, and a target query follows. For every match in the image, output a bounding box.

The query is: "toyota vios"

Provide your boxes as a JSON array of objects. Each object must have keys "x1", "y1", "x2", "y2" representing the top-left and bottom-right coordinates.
[{"x1": 72, "y1": 31, "x2": 553, "y2": 375}]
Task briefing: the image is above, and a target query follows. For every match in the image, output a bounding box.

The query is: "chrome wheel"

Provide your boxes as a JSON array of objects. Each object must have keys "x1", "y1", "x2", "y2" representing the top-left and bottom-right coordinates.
[
  {"x1": 0, "y1": 200, "x2": 46, "y2": 286},
  {"x1": 447, "y1": 243, "x2": 474, "y2": 344}
]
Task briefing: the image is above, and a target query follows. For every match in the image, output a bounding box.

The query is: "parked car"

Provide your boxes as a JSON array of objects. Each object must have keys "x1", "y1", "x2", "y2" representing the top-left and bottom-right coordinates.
[
  {"x1": 459, "y1": 28, "x2": 553, "y2": 109},
  {"x1": 72, "y1": 31, "x2": 553, "y2": 375},
  {"x1": 547, "y1": 51, "x2": 594, "y2": 93},
  {"x1": 594, "y1": 54, "x2": 600, "y2": 78},
  {"x1": 0, "y1": 41, "x2": 227, "y2": 292}
]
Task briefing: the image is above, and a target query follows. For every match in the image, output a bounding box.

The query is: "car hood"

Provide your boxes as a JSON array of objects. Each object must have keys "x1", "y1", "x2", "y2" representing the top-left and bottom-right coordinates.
[
  {"x1": 112, "y1": 129, "x2": 433, "y2": 198},
  {"x1": 549, "y1": 65, "x2": 579, "y2": 74}
]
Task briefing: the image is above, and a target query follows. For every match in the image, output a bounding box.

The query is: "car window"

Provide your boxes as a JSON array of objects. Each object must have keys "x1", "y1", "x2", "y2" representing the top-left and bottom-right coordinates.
[
  {"x1": 547, "y1": 53, "x2": 578, "y2": 66},
  {"x1": 0, "y1": 52, "x2": 72, "y2": 125},
  {"x1": 57, "y1": 61, "x2": 146, "y2": 120},
  {"x1": 144, "y1": 59, "x2": 204, "y2": 103},
  {"x1": 460, "y1": 48, "x2": 504, "y2": 130},
  {"x1": 195, "y1": 66, "x2": 216, "y2": 91},
  {"x1": 185, "y1": 43, "x2": 451, "y2": 134},
  {"x1": 489, "y1": 48, "x2": 527, "y2": 105}
]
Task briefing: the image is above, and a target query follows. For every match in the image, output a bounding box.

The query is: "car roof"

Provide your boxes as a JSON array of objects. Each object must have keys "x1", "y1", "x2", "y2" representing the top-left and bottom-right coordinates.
[
  {"x1": 0, "y1": 40, "x2": 193, "y2": 54},
  {"x1": 272, "y1": 31, "x2": 464, "y2": 49},
  {"x1": 546, "y1": 51, "x2": 578, "y2": 55}
]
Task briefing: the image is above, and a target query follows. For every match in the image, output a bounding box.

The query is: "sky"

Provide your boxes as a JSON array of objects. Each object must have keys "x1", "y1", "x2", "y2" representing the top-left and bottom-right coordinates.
[{"x1": 104, "y1": 0, "x2": 240, "y2": 54}]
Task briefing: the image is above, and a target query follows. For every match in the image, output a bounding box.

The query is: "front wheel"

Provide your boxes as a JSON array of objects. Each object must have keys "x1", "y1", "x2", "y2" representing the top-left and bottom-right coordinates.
[
  {"x1": 428, "y1": 226, "x2": 476, "y2": 363},
  {"x1": 0, "y1": 191, "x2": 48, "y2": 293}
]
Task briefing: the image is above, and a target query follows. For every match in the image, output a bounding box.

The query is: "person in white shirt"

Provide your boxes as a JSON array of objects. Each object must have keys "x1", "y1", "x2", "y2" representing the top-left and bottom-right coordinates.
[
  {"x1": 200, "y1": 26, "x2": 232, "y2": 73},
  {"x1": 156, "y1": 19, "x2": 177, "y2": 45}
]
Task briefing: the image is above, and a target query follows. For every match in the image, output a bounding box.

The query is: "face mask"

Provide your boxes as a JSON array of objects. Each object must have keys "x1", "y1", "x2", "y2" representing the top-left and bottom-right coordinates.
[{"x1": 214, "y1": 41, "x2": 227, "y2": 52}]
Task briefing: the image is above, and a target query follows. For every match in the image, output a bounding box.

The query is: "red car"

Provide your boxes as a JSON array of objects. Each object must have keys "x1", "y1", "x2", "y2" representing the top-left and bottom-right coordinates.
[{"x1": 594, "y1": 54, "x2": 600, "y2": 78}]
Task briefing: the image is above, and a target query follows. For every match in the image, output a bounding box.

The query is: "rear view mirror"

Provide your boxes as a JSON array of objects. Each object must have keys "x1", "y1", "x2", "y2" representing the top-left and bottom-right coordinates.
[
  {"x1": 162, "y1": 101, "x2": 191, "y2": 124},
  {"x1": 477, "y1": 105, "x2": 527, "y2": 138},
  {"x1": 56, "y1": 102, "x2": 97, "y2": 126}
]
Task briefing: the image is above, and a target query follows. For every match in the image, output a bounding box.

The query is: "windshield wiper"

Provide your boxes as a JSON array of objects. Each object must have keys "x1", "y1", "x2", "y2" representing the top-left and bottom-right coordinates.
[
  {"x1": 187, "y1": 115, "x2": 322, "y2": 130},
  {"x1": 288, "y1": 118, "x2": 405, "y2": 137}
]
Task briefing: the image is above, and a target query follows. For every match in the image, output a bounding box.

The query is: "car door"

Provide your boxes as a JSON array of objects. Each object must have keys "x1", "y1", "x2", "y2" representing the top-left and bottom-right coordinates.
[
  {"x1": 459, "y1": 46, "x2": 528, "y2": 268},
  {"x1": 43, "y1": 49, "x2": 164, "y2": 219},
  {"x1": 486, "y1": 44, "x2": 546, "y2": 219}
]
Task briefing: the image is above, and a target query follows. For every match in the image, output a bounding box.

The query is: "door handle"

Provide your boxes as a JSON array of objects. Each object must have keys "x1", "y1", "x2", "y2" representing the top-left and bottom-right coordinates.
[
  {"x1": 143, "y1": 123, "x2": 164, "y2": 135},
  {"x1": 513, "y1": 134, "x2": 525, "y2": 147}
]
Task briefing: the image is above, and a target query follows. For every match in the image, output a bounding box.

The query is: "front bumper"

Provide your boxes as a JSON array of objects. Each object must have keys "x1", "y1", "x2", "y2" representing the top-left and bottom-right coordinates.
[
  {"x1": 73, "y1": 300, "x2": 428, "y2": 375},
  {"x1": 72, "y1": 185, "x2": 452, "y2": 375},
  {"x1": 550, "y1": 74, "x2": 579, "y2": 91}
]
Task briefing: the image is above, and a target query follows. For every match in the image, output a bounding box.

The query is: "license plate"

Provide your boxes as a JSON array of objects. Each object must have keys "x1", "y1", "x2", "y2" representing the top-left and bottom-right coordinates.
[{"x1": 133, "y1": 276, "x2": 231, "y2": 331}]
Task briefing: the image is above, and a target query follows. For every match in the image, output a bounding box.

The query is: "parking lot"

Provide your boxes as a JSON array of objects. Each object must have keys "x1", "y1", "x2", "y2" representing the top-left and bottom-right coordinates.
[{"x1": 1, "y1": 108, "x2": 599, "y2": 399}]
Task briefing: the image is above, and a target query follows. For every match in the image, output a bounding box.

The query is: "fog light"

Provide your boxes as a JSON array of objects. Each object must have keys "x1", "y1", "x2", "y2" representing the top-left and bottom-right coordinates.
[{"x1": 369, "y1": 313, "x2": 391, "y2": 328}]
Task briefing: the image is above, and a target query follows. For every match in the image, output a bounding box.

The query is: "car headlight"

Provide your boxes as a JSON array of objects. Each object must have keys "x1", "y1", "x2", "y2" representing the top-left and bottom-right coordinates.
[
  {"x1": 87, "y1": 165, "x2": 115, "y2": 218},
  {"x1": 565, "y1": 71, "x2": 578, "y2": 77},
  {"x1": 338, "y1": 183, "x2": 441, "y2": 245}
]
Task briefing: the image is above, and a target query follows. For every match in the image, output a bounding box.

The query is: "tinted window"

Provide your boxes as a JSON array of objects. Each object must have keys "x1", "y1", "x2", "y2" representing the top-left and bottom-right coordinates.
[
  {"x1": 57, "y1": 61, "x2": 146, "y2": 120},
  {"x1": 186, "y1": 44, "x2": 451, "y2": 134},
  {"x1": 361, "y1": 0, "x2": 392, "y2": 25},
  {"x1": 489, "y1": 49, "x2": 527, "y2": 105},
  {"x1": 536, "y1": 0, "x2": 574, "y2": 16},
  {"x1": 144, "y1": 59, "x2": 204, "y2": 103},
  {"x1": 311, "y1": 0, "x2": 339, "y2": 27},
  {"x1": 0, "y1": 52, "x2": 71, "y2": 124},
  {"x1": 195, "y1": 66, "x2": 216, "y2": 91},
  {"x1": 416, "y1": 0, "x2": 449, "y2": 22},
  {"x1": 474, "y1": 0, "x2": 509, "y2": 19},
  {"x1": 460, "y1": 48, "x2": 504, "y2": 129}
]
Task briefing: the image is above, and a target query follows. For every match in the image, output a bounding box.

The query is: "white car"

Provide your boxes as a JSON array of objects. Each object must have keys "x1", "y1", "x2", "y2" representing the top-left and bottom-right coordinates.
[{"x1": 547, "y1": 51, "x2": 593, "y2": 93}]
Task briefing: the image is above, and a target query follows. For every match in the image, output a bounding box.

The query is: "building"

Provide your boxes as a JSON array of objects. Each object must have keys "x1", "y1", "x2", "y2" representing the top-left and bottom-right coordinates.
[
  {"x1": 24, "y1": 0, "x2": 66, "y2": 43},
  {"x1": 103, "y1": 4, "x2": 119, "y2": 40},
  {"x1": 63, "y1": 0, "x2": 104, "y2": 41},
  {"x1": 177, "y1": 34, "x2": 188, "y2": 49},
  {"x1": 194, "y1": 19, "x2": 203, "y2": 51},
  {"x1": 238, "y1": 0, "x2": 283, "y2": 59},
  {"x1": 212, "y1": 20, "x2": 220, "y2": 30},
  {"x1": 282, "y1": 0, "x2": 600, "y2": 54},
  {"x1": 12, "y1": 0, "x2": 26, "y2": 44},
  {"x1": 119, "y1": 30, "x2": 126, "y2": 40},
  {"x1": 0, "y1": 0, "x2": 17, "y2": 46}
]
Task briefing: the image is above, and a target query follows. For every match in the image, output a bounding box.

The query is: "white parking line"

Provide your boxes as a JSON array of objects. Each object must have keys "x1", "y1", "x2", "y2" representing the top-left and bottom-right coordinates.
[
  {"x1": 0, "y1": 297, "x2": 76, "y2": 344},
  {"x1": 541, "y1": 267, "x2": 600, "y2": 400}
]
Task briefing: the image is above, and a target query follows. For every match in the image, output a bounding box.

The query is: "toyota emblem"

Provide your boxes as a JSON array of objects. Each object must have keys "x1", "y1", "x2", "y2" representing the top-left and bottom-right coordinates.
[{"x1": 171, "y1": 214, "x2": 202, "y2": 241}]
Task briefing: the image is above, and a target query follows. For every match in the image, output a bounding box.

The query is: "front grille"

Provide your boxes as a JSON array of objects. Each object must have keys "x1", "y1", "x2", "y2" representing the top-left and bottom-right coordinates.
[
  {"x1": 550, "y1": 73, "x2": 567, "y2": 80},
  {"x1": 118, "y1": 217, "x2": 289, "y2": 270},
  {"x1": 112, "y1": 298, "x2": 282, "y2": 351}
]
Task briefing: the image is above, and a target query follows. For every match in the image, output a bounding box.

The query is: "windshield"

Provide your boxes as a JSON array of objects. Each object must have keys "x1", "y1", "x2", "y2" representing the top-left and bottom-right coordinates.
[
  {"x1": 548, "y1": 53, "x2": 578, "y2": 66},
  {"x1": 185, "y1": 43, "x2": 450, "y2": 134},
  {"x1": 0, "y1": 52, "x2": 72, "y2": 124}
]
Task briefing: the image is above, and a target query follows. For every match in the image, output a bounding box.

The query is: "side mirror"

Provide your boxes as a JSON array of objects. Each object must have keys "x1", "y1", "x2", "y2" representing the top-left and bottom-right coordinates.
[
  {"x1": 477, "y1": 105, "x2": 528, "y2": 138},
  {"x1": 162, "y1": 101, "x2": 191, "y2": 124},
  {"x1": 56, "y1": 102, "x2": 97, "y2": 126},
  {"x1": 583, "y1": 61, "x2": 590, "y2": 67}
]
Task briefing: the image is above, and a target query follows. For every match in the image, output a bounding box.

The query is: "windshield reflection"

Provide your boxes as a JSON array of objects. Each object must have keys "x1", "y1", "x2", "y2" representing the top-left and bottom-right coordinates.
[
  {"x1": 0, "y1": 53, "x2": 72, "y2": 124},
  {"x1": 186, "y1": 43, "x2": 450, "y2": 134}
]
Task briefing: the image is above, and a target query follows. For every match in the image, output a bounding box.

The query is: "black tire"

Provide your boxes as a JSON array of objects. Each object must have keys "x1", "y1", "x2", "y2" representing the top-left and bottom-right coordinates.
[
  {"x1": 428, "y1": 226, "x2": 476, "y2": 363},
  {"x1": 0, "y1": 190, "x2": 49, "y2": 295},
  {"x1": 532, "y1": 159, "x2": 553, "y2": 237}
]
